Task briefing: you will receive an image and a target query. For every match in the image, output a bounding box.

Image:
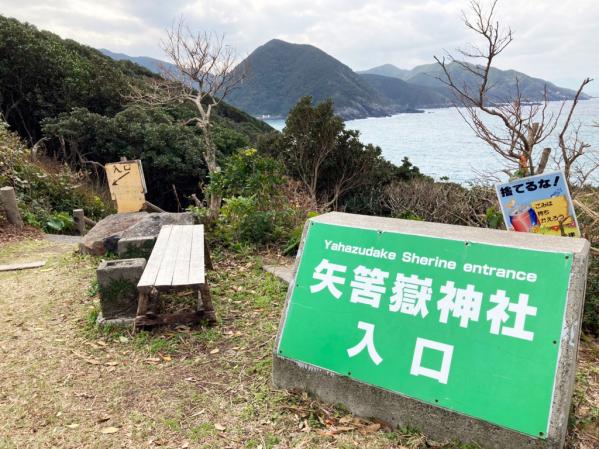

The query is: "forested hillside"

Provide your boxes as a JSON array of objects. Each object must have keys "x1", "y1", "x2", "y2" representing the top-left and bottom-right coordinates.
[
  {"x1": 359, "y1": 74, "x2": 451, "y2": 110},
  {"x1": 225, "y1": 39, "x2": 394, "y2": 119},
  {"x1": 0, "y1": 15, "x2": 272, "y2": 208}
]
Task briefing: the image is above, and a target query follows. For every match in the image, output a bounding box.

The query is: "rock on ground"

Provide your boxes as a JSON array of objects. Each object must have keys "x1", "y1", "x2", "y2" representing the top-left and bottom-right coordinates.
[{"x1": 79, "y1": 212, "x2": 194, "y2": 256}]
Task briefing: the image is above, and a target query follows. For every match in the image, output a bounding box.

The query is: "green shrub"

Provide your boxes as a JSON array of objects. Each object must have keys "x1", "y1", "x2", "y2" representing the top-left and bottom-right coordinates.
[
  {"x1": 45, "y1": 211, "x2": 75, "y2": 233},
  {"x1": 216, "y1": 196, "x2": 295, "y2": 245},
  {"x1": 258, "y1": 97, "x2": 426, "y2": 214},
  {"x1": 0, "y1": 119, "x2": 109, "y2": 231},
  {"x1": 207, "y1": 148, "x2": 285, "y2": 201},
  {"x1": 197, "y1": 148, "x2": 300, "y2": 246}
]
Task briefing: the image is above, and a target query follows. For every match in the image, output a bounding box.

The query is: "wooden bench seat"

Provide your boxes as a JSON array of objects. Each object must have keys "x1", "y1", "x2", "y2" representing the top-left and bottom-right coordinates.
[{"x1": 135, "y1": 224, "x2": 216, "y2": 328}]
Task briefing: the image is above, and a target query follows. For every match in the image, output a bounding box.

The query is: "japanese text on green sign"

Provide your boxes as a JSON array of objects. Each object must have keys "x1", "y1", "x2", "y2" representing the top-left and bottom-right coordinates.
[{"x1": 278, "y1": 222, "x2": 572, "y2": 438}]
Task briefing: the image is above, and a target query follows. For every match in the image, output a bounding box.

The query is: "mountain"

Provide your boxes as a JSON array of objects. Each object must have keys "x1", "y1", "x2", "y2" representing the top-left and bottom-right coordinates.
[
  {"x1": 226, "y1": 39, "x2": 395, "y2": 120},
  {"x1": 359, "y1": 74, "x2": 452, "y2": 109},
  {"x1": 362, "y1": 61, "x2": 589, "y2": 103},
  {"x1": 99, "y1": 49, "x2": 178, "y2": 75},
  {"x1": 102, "y1": 41, "x2": 589, "y2": 121},
  {"x1": 357, "y1": 64, "x2": 411, "y2": 80}
]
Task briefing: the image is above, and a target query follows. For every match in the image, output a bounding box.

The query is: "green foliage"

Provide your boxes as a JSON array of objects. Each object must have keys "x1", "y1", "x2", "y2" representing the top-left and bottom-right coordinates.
[
  {"x1": 259, "y1": 96, "x2": 424, "y2": 213},
  {"x1": 42, "y1": 105, "x2": 209, "y2": 208},
  {"x1": 485, "y1": 206, "x2": 504, "y2": 229},
  {"x1": 39, "y1": 97, "x2": 271, "y2": 211},
  {"x1": 201, "y1": 149, "x2": 299, "y2": 246},
  {"x1": 0, "y1": 15, "x2": 144, "y2": 141},
  {"x1": 217, "y1": 196, "x2": 294, "y2": 245},
  {"x1": 283, "y1": 211, "x2": 319, "y2": 255},
  {"x1": 0, "y1": 15, "x2": 273, "y2": 212},
  {"x1": 45, "y1": 211, "x2": 75, "y2": 234},
  {"x1": 207, "y1": 148, "x2": 285, "y2": 200},
  {"x1": 0, "y1": 120, "x2": 109, "y2": 231}
]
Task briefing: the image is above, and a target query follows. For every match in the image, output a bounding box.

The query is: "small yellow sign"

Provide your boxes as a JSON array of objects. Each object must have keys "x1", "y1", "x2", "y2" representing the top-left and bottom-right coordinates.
[
  {"x1": 531, "y1": 196, "x2": 580, "y2": 237},
  {"x1": 105, "y1": 160, "x2": 147, "y2": 213}
]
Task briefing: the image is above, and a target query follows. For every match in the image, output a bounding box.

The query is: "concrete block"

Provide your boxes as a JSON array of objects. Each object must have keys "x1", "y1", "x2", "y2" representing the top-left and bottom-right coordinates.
[
  {"x1": 273, "y1": 212, "x2": 590, "y2": 449},
  {"x1": 96, "y1": 313, "x2": 135, "y2": 328},
  {"x1": 117, "y1": 236, "x2": 156, "y2": 259},
  {"x1": 96, "y1": 258, "x2": 146, "y2": 319}
]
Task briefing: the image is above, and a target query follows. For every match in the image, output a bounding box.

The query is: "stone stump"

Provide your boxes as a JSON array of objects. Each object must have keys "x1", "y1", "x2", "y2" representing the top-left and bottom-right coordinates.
[{"x1": 96, "y1": 258, "x2": 146, "y2": 320}]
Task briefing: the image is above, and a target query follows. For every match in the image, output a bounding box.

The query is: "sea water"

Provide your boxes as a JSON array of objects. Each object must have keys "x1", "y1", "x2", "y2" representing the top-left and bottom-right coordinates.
[{"x1": 265, "y1": 98, "x2": 599, "y2": 184}]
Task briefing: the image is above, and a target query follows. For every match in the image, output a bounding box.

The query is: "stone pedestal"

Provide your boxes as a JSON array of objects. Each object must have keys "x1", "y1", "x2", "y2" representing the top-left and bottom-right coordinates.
[{"x1": 96, "y1": 258, "x2": 146, "y2": 319}]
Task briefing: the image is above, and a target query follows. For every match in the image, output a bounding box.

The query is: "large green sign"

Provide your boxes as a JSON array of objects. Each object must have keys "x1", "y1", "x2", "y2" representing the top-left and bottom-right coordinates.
[{"x1": 278, "y1": 221, "x2": 573, "y2": 438}]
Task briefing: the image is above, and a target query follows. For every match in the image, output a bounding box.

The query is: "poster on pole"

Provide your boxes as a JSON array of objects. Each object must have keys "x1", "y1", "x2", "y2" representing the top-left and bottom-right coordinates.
[{"x1": 495, "y1": 171, "x2": 580, "y2": 237}]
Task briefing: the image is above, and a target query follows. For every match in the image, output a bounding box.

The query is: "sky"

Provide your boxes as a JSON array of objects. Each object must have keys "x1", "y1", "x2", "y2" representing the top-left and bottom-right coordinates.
[{"x1": 1, "y1": 0, "x2": 598, "y2": 93}]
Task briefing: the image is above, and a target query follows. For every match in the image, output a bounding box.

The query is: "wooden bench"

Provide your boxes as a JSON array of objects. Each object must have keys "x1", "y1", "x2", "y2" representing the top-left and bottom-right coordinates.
[{"x1": 135, "y1": 224, "x2": 216, "y2": 328}]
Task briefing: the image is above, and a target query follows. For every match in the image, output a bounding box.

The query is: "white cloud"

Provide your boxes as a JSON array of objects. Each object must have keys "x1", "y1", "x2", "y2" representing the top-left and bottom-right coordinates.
[{"x1": 1, "y1": 0, "x2": 597, "y2": 90}]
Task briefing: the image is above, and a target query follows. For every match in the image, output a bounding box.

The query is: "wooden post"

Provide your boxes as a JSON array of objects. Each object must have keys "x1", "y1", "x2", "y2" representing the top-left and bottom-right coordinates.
[
  {"x1": 84, "y1": 216, "x2": 97, "y2": 227},
  {"x1": 143, "y1": 201, "x2": 165, "y2": 213},
  {"x1": 73, "y1": 209, "x2": 86, "y2": 236},
  {"x1": 0, "y1": 187, "x2": 23, "y2": 229}
]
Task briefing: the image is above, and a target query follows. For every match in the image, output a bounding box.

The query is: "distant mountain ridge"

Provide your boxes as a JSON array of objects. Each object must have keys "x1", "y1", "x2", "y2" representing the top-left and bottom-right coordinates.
[
  {"x1": 101, "y1": 42, "x2": 588, "y2": 120},
  {"x1": 357, "y1": 64, "x2": 412, "y2": 80},
  {"x1": 99, "y1": 49, "x2": 178, "y2": 75},
  {"x1": 359, "y1": 62, "x2": 588, "y2": 103}
]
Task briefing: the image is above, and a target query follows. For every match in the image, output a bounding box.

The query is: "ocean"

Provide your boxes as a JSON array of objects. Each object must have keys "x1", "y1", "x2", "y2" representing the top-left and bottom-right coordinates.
[{"x1": 265, "y1": 98, "x2": 599, "y2": 184}]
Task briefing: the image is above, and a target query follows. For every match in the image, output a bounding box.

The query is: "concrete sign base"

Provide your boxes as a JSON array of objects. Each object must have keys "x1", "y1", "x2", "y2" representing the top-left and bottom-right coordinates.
[{"x1": 273, "y1": 212, "x2": 589, "y2": 449}]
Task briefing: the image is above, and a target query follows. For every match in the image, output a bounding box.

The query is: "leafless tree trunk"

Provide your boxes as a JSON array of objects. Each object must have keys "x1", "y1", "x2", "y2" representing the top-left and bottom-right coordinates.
[
  {"x1": 128, "y1": 19, "x2": 247, "y2": 219},
  {"x1": 435, "y1": 0, "x2": 594, "y2": 196}
]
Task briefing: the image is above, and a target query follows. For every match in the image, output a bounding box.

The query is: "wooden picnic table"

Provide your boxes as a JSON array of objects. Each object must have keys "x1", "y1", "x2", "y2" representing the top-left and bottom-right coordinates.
[{"x1": 135, "y1": 224, "x2": 216, "y2": 328}]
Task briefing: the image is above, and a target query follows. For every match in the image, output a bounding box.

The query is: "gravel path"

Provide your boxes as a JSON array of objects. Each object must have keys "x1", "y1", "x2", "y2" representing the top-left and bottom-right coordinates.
[{"x1": 44, "y1": 233, "x2": 82, "y2": 245}]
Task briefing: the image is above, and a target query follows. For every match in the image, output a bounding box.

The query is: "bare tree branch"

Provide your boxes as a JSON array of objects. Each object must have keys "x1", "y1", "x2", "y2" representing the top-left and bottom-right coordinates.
[
  {"x1": 435, "y1": 0, "x2": 595, "y2": 195},
  {"x1": 126, "y1": 18, "x2": 248, "y2": 219}
]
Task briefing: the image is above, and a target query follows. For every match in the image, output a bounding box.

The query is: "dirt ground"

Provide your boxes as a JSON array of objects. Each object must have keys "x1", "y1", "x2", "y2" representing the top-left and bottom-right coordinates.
[
  {"x1": 0, "y1": 215, "x2": 42, "y2": 245},
  {"x1": 0, "y1": 238, "x2": 597, "y2": 449}
]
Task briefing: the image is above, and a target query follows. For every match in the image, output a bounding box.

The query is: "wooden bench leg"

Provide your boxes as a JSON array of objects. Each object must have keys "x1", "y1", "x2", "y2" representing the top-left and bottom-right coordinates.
[
  {"x1": 198, "y1": 283, "x2": 217, "y2": 324},
  {"x1": 204, "y1": 240, "x2": 214, "y2": 271},
  {"x1": 134, "y1": 290, "x2": 150, "y2": 331},
  {"x1": 136, "y1": 291, "x2": 150, "y2": 316}
]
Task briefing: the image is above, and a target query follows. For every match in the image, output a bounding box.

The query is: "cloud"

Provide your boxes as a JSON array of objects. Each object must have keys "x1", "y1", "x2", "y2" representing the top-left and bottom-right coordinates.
[{"x1": 0, "y1": 0, "x2": 597, "y2": 89}]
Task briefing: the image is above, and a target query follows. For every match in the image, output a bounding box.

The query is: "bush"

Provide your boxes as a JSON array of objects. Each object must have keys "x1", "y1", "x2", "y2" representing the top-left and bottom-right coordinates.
[
  {"x1": 207, "y1": 148, "x2": 285, "y2": 201},
  {"x1": 215, "y1": 196, "x2": 295, "y2": 246},
  {"x1": 384, "y1": 178, "x2": 501, "y2": 228},
  {"x1": 0, "y1": 120, "x2": 109, "y2": 232},
  {"x1": 191, "y1": 148, "x2": 302, "y2": 247},
  {"x1": 259, "y1": 97, "x2": 425, "y2": 214}
]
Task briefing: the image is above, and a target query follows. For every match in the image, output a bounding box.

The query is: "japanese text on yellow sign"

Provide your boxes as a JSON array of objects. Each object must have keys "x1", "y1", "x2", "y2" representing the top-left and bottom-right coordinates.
[
  {"x1": 105, "y1": 160, "x2": 147, "y2": 213},
  {"x1": 495, "y1": 171, "x2": 580, "y2": 237}
]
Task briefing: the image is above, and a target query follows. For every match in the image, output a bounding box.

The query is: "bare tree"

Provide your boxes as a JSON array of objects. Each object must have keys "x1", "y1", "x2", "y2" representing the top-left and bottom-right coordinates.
[
  {"x1": 435, "y1": 0, "x2": 595, "y2": 196},
  {"x1": 129, "y1": 19, "x2": 246, "y2": 218}
]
